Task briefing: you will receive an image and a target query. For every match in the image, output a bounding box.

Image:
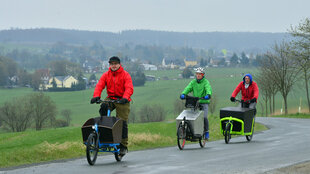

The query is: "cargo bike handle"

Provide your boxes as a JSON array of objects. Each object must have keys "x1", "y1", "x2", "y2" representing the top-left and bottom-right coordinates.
[
  {"x1": 92, "y1": 99, "x2": 123, "y2": 117},
  {"x1": 234, "y1": 98, "x2": 251, "y2": 104},
  {"x1": 183, "y1": 95, "x2": 207, "y2": 111}
]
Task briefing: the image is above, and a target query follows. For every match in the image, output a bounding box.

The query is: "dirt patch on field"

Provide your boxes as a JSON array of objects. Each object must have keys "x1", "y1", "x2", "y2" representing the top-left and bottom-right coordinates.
[{"x1": 263, "y1": 161, "x2": 310, "y2": 174}]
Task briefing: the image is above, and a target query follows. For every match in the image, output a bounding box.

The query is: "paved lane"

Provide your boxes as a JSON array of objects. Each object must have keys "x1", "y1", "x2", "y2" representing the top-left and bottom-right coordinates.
[{"x1": 2, "y1": 117, "x2": 310, "y2": 174}]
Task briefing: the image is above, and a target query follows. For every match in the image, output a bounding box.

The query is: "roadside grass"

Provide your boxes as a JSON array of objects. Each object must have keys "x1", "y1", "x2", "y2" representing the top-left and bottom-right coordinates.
[
  {"x1": 270, "y1": 113, "x2": 310, "y2": 119},
  {"x1": 0, "y1": 116, "x2": 267, "y2": 168}
]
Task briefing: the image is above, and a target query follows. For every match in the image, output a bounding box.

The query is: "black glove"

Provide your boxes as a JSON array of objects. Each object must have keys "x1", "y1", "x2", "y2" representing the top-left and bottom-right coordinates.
[
  {"x1": 90, "y1": 97, "x2": 100, "y2": 104},
  {"x1": 250, "y1": 98, "x2": 257, "y2": 103},
  {"x1": 118, "y1": 98, "x2": 129, "y2": 104},
  {"x1": 230, "y1": 97, "x2": 235, "y2": 102}
]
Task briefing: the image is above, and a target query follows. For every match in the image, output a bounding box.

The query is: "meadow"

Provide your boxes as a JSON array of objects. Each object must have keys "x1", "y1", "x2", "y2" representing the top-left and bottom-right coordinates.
[{"x1": 0, "y1": 67, "x2": 309, "y2": 126}]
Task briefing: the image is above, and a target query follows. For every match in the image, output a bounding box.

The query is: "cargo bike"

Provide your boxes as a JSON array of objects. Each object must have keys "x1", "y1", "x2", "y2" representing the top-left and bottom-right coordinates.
[
  {"x1": 81, "y1": 100, "x2": 125, "y2": 165},
  {"x1": 176, "y1": 96, "x2": 207, "y2": 150},
  {"x1": 219, "y1": 99, "x2": 256, "y2": 144}
]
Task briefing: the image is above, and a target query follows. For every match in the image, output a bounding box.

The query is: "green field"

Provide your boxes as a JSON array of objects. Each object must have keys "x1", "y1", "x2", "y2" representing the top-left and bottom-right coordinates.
[{"x1": 0, "y1": 67, "x2": 309, "y2": 126}]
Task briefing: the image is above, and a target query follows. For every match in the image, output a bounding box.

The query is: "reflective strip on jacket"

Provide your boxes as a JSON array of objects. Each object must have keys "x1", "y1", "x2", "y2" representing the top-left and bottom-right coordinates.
[{"x1": 93, "y1": 65, "x2": 134, "y2": 101}]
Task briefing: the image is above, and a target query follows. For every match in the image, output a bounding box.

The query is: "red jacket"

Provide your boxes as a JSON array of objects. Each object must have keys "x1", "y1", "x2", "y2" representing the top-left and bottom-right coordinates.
[
  {"x1": 93, "y1": 65, "x2": 134, "y2": 101},
  {"x1": 231, "y1": 81, "x2": 259, "y2": 102}
]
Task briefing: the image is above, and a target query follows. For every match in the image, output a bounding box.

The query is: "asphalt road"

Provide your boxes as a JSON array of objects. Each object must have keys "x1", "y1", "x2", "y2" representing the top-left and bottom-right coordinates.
[{"x1": 1, "y1": 117, "x2": 310, "y2": 174}]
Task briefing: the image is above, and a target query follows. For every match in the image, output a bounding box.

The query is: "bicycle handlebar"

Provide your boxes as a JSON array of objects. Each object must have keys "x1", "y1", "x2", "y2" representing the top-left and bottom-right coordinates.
[
  {"x1": 95, "y1": 99, "x2": 121, "y2": 104},
  {"x1": 234, "y1": 99, "x2": 250, "y2": 104},
  {"x1": 184, "y1": 95, "x2": 206, "y2": 100}
]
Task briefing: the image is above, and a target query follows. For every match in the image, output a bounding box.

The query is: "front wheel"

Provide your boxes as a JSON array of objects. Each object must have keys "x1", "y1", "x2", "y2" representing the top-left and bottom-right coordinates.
[
  {"x1": 177, "y1": 123, "x2": 186, "y2": 150},
  {"x1": 199, "y1": 132, "x2": 206, "y2": 148},
  {"x1": 224, "y1": 123, "x2": 231, "y2": 144},
  {"x1": 86, "y1": 133, "x2": 98, "y2": 165}
]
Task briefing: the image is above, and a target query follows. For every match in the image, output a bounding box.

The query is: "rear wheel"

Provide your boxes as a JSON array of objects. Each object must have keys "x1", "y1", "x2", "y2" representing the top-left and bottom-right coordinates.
[
  {"x1": 177, "y1": 123, "x2": 186, "y2": 150},
  {"x1": 246, "y1": 119, "x2": 255, "y2": 141},
  {"x1": 199, "y1": 132, "x2": 206, "y2": 148},
  {"x1": 224, "y1": 123, "x2": 231, "y2": 144},
  {"x1": 86, "y1": 133, "x2": 98, "y2": 165}
]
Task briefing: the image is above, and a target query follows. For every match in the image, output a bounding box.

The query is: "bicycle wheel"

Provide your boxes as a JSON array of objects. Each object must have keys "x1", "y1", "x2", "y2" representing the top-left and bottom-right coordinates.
[
  {"x1": 199, "y1": 132, "x2": 206, "y2": 148},
  {"x1": 177, "y1": 123, "x2": 186, "y2": 150},
  {"x1": 246, "y1": 119, "x2": 255, "y2": 141},
  {"x1": 224, "y1": 123, "x2": 231, "y2": 144},
  {"x1": 86, "y1": 133, "x2": 98, "y2": 165},
  {"x1": 114, "y1": 152, "x2": 123, "y2": 162}
]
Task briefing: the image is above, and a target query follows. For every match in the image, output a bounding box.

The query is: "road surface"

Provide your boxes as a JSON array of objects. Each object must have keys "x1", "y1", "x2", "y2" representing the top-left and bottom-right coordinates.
[{"x1": 1, "y1": 117, "x2": 310, "y2": 174}]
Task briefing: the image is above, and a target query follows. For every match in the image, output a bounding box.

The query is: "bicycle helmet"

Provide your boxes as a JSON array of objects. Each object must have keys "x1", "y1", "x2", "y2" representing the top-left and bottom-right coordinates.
[{"x1": 194, "y1": 67, "x2": 205, "y2": 74}]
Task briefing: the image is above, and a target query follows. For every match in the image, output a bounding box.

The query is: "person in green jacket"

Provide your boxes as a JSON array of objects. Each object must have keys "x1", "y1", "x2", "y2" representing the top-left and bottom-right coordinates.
[{"x1": 180, "y1": 67, "x2": 212, "y2": 139}]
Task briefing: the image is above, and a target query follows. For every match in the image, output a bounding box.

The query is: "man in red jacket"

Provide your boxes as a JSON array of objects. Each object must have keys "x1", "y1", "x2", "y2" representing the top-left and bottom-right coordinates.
[
  {"x1": 230, "y1": 74, "x2": 259, "y2": 110},
  {"x1": 90, "y1": 56, "x2": 134, "y2": 155}
]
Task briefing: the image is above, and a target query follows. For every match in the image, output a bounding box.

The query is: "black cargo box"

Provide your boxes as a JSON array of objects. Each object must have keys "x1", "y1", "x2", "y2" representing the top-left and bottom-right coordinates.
[
  {"x1": 81, "y1": 116, "x2": 123, "y2": 143},
  {"x1": 220, "y1": 107, "x2": 255, "y2": 133}
]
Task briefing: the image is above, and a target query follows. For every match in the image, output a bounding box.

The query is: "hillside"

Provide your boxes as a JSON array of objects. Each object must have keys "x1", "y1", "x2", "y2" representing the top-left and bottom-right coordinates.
[{"x1": 0, "y1": 28, "x2": 289, "y2": 53}]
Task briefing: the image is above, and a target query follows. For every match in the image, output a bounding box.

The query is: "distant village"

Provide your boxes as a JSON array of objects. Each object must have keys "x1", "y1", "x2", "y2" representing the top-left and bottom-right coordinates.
[{"x1": 6, "y1": 52, "x2": 255, "y2": 91}]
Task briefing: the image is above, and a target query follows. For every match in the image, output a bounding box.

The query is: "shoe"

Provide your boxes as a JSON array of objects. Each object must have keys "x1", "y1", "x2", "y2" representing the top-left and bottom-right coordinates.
[
  {"x1": 119, "y1": 144, "x2": 128, "y2": 155},
  {"x1": 205, "y1": 132, "x2": 209, "y2": 139}
]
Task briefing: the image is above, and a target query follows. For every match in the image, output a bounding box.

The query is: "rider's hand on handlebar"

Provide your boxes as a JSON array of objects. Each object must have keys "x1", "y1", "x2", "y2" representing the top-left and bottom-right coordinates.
[
  {"x1": 230, "y1": 97, "x2": 235, "y2": 102},
  {"x1": 204, "y1": 94, "x2": 210, "y2": 100},
  {"x1": 250, "y1": 98, "x2": 257, "y2": 103},
  {"x1": 180, "y1": 94, "x2": 186, "y2": 100},
  {"x1": 118, "y1": 98, "x2": 129, "y2": 104},
  {"x1": 90, "y1": 97, "x2": 100, "y2": 104}
]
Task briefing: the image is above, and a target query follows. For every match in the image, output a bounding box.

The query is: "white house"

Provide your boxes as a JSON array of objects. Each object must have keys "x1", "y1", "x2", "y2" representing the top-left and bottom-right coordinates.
[{"x1": 141, "y1": 64, "x2": 158, "y2": 71}]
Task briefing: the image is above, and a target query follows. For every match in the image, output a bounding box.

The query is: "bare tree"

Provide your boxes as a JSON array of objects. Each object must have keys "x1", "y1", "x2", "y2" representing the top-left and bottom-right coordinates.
[
  {"x1": 28, "y1": 93, "x2": 57, "y2": 130},
  {"x1": 0, "y1": 97, "x2": 33, "y2": 132},
  {"x1": 289, "y1": 17, "x2": 310, "y2": 112},
  {"x1": 256, "y1": 70, "x2": 278, "y2": 116},
  {"x1": 61, "y1": 109, "x2": 72, "y2": 126},
  {"x1": 262, "y1": 42, "x2": 300, "y2": 114},
  {"x1": 139, "y1": 104, "x2": 166, "y2": 123}
]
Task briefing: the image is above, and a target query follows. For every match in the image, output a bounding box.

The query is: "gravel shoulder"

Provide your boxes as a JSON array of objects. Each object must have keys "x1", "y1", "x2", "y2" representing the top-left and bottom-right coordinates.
[{"x1": 264, "y1": 161, "x2": 310, "y2": 174}]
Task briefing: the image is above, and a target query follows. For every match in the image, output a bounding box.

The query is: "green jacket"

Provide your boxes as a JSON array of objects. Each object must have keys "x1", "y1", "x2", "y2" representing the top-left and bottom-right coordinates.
[{"x1": 182, "y1": 78, "x2": 212, "y2": 104}]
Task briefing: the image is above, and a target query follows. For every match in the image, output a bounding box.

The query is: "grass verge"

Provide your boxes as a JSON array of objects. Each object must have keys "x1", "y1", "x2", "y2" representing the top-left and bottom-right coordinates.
[{"x1": 0, "y1": 117, "x2": 267, "y2": 168}]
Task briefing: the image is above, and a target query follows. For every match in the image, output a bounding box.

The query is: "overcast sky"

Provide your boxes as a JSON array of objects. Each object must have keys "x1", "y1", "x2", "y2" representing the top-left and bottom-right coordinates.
[{"x1": 1, "y1": 0, "x2": 309, "y2": 33}]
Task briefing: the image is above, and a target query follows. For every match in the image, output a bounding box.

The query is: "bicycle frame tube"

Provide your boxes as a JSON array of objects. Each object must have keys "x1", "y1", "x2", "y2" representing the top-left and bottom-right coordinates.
[
  {"x1": 107, "y1": 109, "x2": 111, "y2": 117},
  {"x1": 220, "y1": 116, "x2": 244, "y2": 135},
  {"x1": 220, "y1": 116, "x2": 255, "y2": 135}
]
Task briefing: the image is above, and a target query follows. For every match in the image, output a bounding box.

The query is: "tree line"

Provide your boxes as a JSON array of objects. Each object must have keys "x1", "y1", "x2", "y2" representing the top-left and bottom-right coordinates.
[
  {"x1": 0, "y1": 93, "x2": 71, "y2": 132},
  {"x1": 256, "y1": 18, "x2": 310, "y2": 115}
]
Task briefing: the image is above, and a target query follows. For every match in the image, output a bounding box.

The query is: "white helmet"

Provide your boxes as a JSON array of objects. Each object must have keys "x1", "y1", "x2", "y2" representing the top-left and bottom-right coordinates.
[{"x1": 194, "y1": 67, "x2": 205, "y2": 74}]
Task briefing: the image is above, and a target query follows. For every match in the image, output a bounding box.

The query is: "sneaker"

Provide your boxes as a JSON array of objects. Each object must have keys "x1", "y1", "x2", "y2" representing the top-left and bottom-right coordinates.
[
  {"x1": 205, "y1": 132, "x2": 209, "y2": 139},
  {"x1": 119, "y1": 144, "x2": 128, "y2": 155}
]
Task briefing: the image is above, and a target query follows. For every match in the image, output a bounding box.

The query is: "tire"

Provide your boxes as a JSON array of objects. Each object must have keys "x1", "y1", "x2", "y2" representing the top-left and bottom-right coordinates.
[
  {"x1": 199, "y1": 132, "x2": 206, "y2": 148},
  {"x1": 224, "y1": 123, "x2": 231, "y2": 144},
  {"x1": 246, "y1": 119, "x2": 255, "y2": 141},
  {"x1": 114, "y1": 152, "x2": 123, "y2": 162},
  {"x1": 177, "y1": 123, "x2": 186, "y2": 150},
  {"x1": 86, "y1": 133, "x2": 98, "y2": 165}
]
